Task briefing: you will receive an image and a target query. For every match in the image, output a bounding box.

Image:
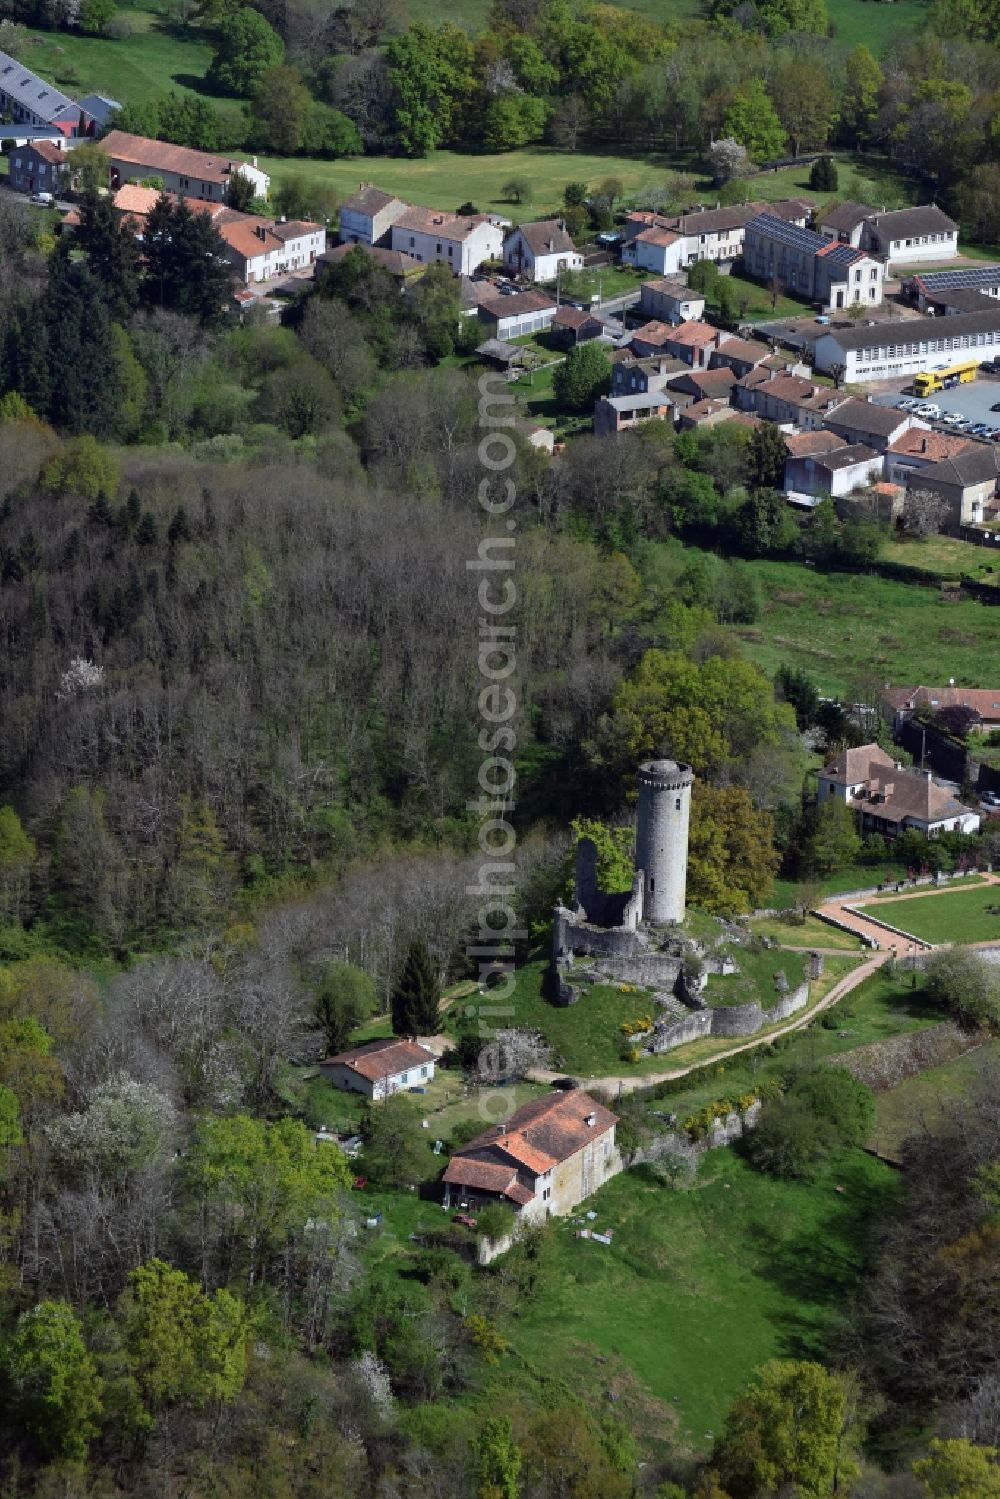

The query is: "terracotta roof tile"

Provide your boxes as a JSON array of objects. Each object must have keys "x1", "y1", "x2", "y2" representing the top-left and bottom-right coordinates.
[
  {"x1": 322, "y1": 1037, "x2": 435, "y2": 1083},
  {"x1": 101, "y1": 130, "x2": 257, "y2": 188},
  {"x1": 821, "y1": 743, "x2": 897, "y2": 785}
]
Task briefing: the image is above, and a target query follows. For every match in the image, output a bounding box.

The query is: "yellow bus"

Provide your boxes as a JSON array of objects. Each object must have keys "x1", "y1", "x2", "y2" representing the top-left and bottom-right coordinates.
[{"x1": 913, "y1": 357, "x2": 980, "y2": 397}]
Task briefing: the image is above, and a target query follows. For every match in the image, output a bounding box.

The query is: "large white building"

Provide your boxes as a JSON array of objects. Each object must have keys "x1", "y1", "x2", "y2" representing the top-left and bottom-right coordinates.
[
  {"x1": 813, "y1": 306, "x2": 1000, "y2": 381},
  {"x1": 390, "y1": 207, "x2": 503, "y2": 275},
  {"x1": 817, "y1": 202, "x2": 959, "y2": 270},
  {"x1": 338, "y1": 184, "x2": 408, "y2": 247}
]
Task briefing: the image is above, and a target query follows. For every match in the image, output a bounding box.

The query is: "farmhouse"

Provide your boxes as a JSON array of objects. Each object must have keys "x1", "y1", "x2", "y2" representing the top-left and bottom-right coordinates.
[
  {"x1": 214, "y1": 212, "x2": 326, "y2": 284},
  {"x1": 882, "y1": 686, "x2": 1000, "y2": 734},
  {"x1": 99, "y1": 129, "x2": 269, "y2": 202},
  {"x1": 503, "y1": 219, "x2": 583, "y2": 282},
  {"x1": 812, "y1": 306, "x2": 1000, "y2": 380},
  {"x1": 627, "y1": 224, "x2": 685, "y2": 276},
  {"x1": 390, "y1": 206, "x2": 503, "y2": 275},
  {"x1": 442, "y1": 1090, "x2": 620, "y2": 1219},
  {"x1": 884, "y1": 429, "x2": 976, "y2": 485},
  {"x1": 320, "y1": 1037, "x2": 436, "y2": 1100},
  {"x1": 818, "y1": 745, "x2": 980, "y2": 836}
]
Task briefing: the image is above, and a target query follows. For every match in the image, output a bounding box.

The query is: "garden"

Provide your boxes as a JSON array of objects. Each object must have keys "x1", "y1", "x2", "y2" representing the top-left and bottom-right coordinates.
[{"x1": 856, "y1": 883, "x2": 1000, "y2": 945}]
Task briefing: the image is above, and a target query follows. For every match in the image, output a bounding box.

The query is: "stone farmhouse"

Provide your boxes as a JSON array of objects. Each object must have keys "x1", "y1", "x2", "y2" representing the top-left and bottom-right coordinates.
[
  {"x1": 742, "y1": 213, "x2": 885, "y2": 312},
  {"x1": 902, "y1": 445, "x2": 1000, "y2": 527},
  {"x1": 442, "y1": 1090, "x2": 621, "y2": 1219},
  {"x1": 817, "y1": 202, "x2": 959, "y2": 270},
  {"x1": 502, "y1": 218, "x2": 583, "y2": 282},
  {"x1": 320, "y1": 1037, "x2": 436, "y2": 1100},
  {"x1": 818, "y1": 745, "x2": 980, "y2": 836},
  {"x1": 882, "y1": 686, "x2": 1000, "y2": 734},
  {"x1": 98, "y1": 129, "x2": 270, "y2": 202},
  {"x1": 883, "y1": 429, "x2": 977, "y2": 486}
]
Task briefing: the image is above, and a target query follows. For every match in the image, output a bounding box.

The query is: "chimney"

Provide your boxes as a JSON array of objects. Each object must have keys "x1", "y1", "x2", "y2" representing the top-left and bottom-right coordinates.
[
  {"x1": 252, "y1": 156, "x2": 258, "y2": 169},
  {"x1": 256, "y1": 224, "x2": 266, "y2": 241},
  {"x1": 924, "y1": 769, "x2": 933, "y2": 781},
  {"x1": 921, "y1": 436, "x2": 928, "y2": 453},
  {"x1": 585, "y1": 1112, "x2": 596, "y2": 1128}
]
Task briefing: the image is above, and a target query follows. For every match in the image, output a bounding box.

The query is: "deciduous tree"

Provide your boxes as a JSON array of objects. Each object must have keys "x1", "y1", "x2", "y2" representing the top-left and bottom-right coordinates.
[{"x1": 6, "y1": 1301, "x2": 103, "y2": 1460}]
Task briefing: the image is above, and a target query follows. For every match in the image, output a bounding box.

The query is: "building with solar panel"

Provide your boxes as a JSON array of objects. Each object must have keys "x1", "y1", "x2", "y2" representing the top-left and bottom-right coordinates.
[
  {"x1": 743, "y1": 214, "x2": 886, "y2": 312},
  {"x1": 908, "y1": 266, "x2": 1000, "y2": 313}
]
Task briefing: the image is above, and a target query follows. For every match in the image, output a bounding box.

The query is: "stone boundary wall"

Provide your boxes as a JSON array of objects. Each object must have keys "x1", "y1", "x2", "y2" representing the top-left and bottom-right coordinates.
[
  {"x1": 814, "y1": 909, "x2": 881, "y2": 947},
  {"x1": 634, "y1": 1099, "x2": 763, "y2": 1168},
  {"x1": 552, "y1": 907, "x2": 649, "y2": 961},
  {"x1": 592, "y1": 952, "x2": 684, "y2": 988},
  {"x1": 647, "y1": 980, "x2": 810, "y2": 1054}
]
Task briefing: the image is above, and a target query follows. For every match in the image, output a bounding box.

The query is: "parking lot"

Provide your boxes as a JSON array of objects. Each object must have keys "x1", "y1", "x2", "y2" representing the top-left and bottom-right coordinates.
[{"x1": 872, "y1": 376, "x2": 1000, "y2": 433}]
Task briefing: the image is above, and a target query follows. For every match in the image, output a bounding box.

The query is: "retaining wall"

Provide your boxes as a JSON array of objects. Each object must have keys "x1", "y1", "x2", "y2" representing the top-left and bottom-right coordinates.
[{"x1": 646, "y1": 980, "x2": 811, "y2": 1054}]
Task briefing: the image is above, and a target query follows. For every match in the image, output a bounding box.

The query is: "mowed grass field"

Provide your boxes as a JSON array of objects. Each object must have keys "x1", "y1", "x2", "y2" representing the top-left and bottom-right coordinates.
[
  {"x1": 507, "y1": 1147, "x2": 897, "y2": 1454},
  {"x1": 19, "y1": 8, "x2": 244, "y2": 122},
  {"x1": 735, "y1": 558, "x2": 1000, "y2": 698},
  {"x1": 871, "y1": 1038, "x2": 1000, "y2": 1154},
  {"x1": 857, "y1": 884, "x2": 1000, "y2": 944}
]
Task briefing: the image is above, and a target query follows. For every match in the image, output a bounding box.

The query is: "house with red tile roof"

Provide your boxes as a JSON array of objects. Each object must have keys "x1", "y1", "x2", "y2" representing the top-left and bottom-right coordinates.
[
  {"x1": 320, "y1": 1038, "x2": 436, "y2": 1100},
  {"x1": 100, "y1": 129, "x2": 269, "y2": 201},
  {"x1": 881, "y1": 686, "x2": 1000, "y2": 734},
  {"x1": 442, "y1": 1090, "x2": 620, "y2": 1218},
  {"x1": 503, "y1": 218, "x2": 583, "y2": 282}
]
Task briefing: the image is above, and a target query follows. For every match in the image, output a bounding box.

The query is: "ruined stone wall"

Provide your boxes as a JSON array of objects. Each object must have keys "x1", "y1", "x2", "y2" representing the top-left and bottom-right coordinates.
[{"x1": 646, "y1": 981, "x2": 811, "y2": 1054}]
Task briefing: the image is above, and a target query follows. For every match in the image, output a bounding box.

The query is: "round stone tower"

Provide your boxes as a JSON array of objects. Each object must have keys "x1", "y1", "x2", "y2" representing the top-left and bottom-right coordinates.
[{"x1": 635, "y1": 758, "x2": 694, "y2": 925}]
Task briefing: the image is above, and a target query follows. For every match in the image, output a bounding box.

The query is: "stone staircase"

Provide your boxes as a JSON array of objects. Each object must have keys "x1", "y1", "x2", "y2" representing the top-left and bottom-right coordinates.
[{"x1": 653, "y1": 991, "x2": 690, "y2": 1023}]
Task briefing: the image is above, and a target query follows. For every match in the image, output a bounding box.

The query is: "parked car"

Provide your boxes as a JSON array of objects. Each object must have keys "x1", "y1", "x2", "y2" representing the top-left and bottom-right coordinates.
[
  {"x1": 981, "y1": 791, "x2": 1000, "y2": 807},
  {"x1": 940, "y1": 411, "x2": 964, "y2": 426},
  {"x1": 970, "y1": 422, "x2": 992, "y2": 436},
  {"x1": 29, "y1": 192, "x2": 53, "y2": 206},
  {"x1": 991, "y1": 401, "x2": 1000, "y2": 412},
  {"x1": 898, "y1": 396, "x2": 918, "y2": 409},
  {"x1": 454, "y1": 1213, "x2": 478, "y2": 1228},
  {"x1": 914, "y1": 403, "x2": 941, "y2": 418}
]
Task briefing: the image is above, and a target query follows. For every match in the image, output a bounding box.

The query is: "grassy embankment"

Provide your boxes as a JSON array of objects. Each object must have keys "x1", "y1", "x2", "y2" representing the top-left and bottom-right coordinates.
[{"x1": 871, "y1": 1037, "x2": 1000, "y2": 1154}]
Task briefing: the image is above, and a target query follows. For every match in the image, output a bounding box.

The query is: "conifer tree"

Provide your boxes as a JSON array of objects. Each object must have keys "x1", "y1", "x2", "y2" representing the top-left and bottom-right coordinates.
[{"x1": 390, "y1": 938, "x2": 439, "y2": 1037}]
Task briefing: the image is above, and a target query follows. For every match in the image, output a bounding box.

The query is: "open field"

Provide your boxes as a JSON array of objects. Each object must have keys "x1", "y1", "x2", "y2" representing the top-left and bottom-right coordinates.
[
  {"x1": 769, "y1": 865, "x2": 914, "y2": 908},
  {"x1": 507, "y1": 1147, "x2": 897, "y2": 1454},
  {"x1": 871, "y1": 1039, "x2": 1000, "y2": 1154},
  {"x1": 19, "y1": 8, "x2": 244, "y2": 123},
  {"x1": 857, "y1": 884, "x2": 1000, "y2": 945},
  {"x1": 735, "y1": 557, "x2": 1000, "y2": 697},
  {"x1": 879, "y1": 531, "x2": 1000, "y2": 585}
]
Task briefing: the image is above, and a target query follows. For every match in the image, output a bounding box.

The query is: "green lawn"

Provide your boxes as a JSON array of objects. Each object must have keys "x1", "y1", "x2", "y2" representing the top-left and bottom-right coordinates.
[
  {"x1": 856, "y1": 884, "x2": 1000, "y2": 944},
  {"x1": 716, "y1": 270, "x2": 815, "y2": 321},
  {"x1": 735, "y1": 556, "x2": 1000, "y2": 698},
  {"x1": 258, "y1": 146, "x2": 681, "y2": 219},
  {"x1": 750, "y1": 912, "x2": 864, "y2": 950},
  {"x1": 879, "y1": 531, "x2": 1000, "y2": 585},
  {"x1": 703, "y1": 947, "x2": 807, "y2": 1008},
  {"x1": 545, "y1": 265, "x2": 649, "y2": 303},
  {"x1": 506, "y1": 1147, "x2": 897, "y2": 1454},
  {"x1": 871, "y1": 1038, "x2": 1000, "y2": 1155},
  {"x1": 22, "y1": 8, "x2": 244, "y2": 123}
]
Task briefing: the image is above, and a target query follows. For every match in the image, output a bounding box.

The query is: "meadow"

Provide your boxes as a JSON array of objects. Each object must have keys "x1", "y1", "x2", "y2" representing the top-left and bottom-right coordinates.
[
  {"x1": 506, "y1": 1146, "x2": 897, "y2": 1454},
  {"x1": 856, "y1": 883, "x2": 1000, "y2": 944},
  {"x1": 870, "y1": 1037, "x2": 1000, "y2": 1154},
  {"x1": 735, "y1": 557, "x2": 1000, "y2": 698},
  {"x1": 18, "y1": 7, "x2": 244, "y2": 124},
  {"x1": 750, "y1": 912, "x2": 864, "y2": 949}
]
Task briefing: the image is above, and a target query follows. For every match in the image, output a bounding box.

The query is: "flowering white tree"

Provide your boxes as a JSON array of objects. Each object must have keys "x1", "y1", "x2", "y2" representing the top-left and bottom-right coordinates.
[
  {"x1": 58, "y1": 657, "x2": 105, "y2": 699},
  {"x1": 709, "y1": 137, "x2": 750, "y2": 183}
]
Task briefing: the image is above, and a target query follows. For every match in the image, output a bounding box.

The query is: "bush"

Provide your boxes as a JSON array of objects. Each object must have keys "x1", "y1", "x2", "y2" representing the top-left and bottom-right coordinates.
[
  {"x1": 747, "y1": 1067, "x2": 874, "y2": 1177},
  {"x1": 476, "y1": 1202, "x2": 515, "y2": 1242}
]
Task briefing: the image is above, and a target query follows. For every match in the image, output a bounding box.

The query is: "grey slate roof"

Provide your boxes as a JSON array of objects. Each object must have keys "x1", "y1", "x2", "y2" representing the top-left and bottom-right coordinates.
[
  {"x1": 817, "y1": 442, "x2": 882, "y2": 472},
  {"x1": 826, "y1": 399, "x2": 911, "y2": 438},
  {"x1": 820, "y1": 306, "x2": 1000, "y2": 351},
  {"x1": 818, "y1": 201, "x2": 873, "y2": 234},
  {"x1": 341, "y1": 184, "x2": 404, "y2": 216},
  {"x1": 0, "y1": 50, "x2": 78, "y2": 124},
  {"x1": 510, "y1": 218, "x2": 577, "y2": 256},
  {"x1": 868, "y1": 204, "x2": 958, "y2": 240},
  {"x1": 911, "y1": 445, "x2": 1000, "y2": 488}
]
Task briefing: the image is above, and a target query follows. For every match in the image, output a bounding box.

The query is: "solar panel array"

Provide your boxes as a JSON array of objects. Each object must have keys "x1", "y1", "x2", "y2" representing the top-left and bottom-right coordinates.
[
  {"x1": 917, "y1": 265, "x2": 1000, "y2": 291},
  {"x1": 820, "y1": 242, "x2": 864, "y2": 269},
  {"x1": 746, "y1": 214, "x2": 827, "y2": 256}
]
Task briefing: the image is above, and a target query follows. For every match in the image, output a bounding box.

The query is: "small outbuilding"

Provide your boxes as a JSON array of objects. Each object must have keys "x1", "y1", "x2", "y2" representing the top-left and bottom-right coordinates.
[{"x1": 320, "y1": 1037, "x2": 437, "y2": 1100}]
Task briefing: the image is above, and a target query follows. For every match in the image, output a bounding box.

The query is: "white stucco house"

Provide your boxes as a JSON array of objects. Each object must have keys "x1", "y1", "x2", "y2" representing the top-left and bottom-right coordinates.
[
  {"x1": 320, "y1": 1037, "x2": 437, "y2": 1100},
  {"x1": 338, "y1": 184, "x2": 408, "y2": 247},
  {"x1": 818, "y1": 744, "x2": 980, "y2": 836},
  {"x1": 391, "y1": 207, "x2": 503, "y2": 275},
  {"x1": 503, "y1": 219, "x2": 583, "y2": 282}
]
